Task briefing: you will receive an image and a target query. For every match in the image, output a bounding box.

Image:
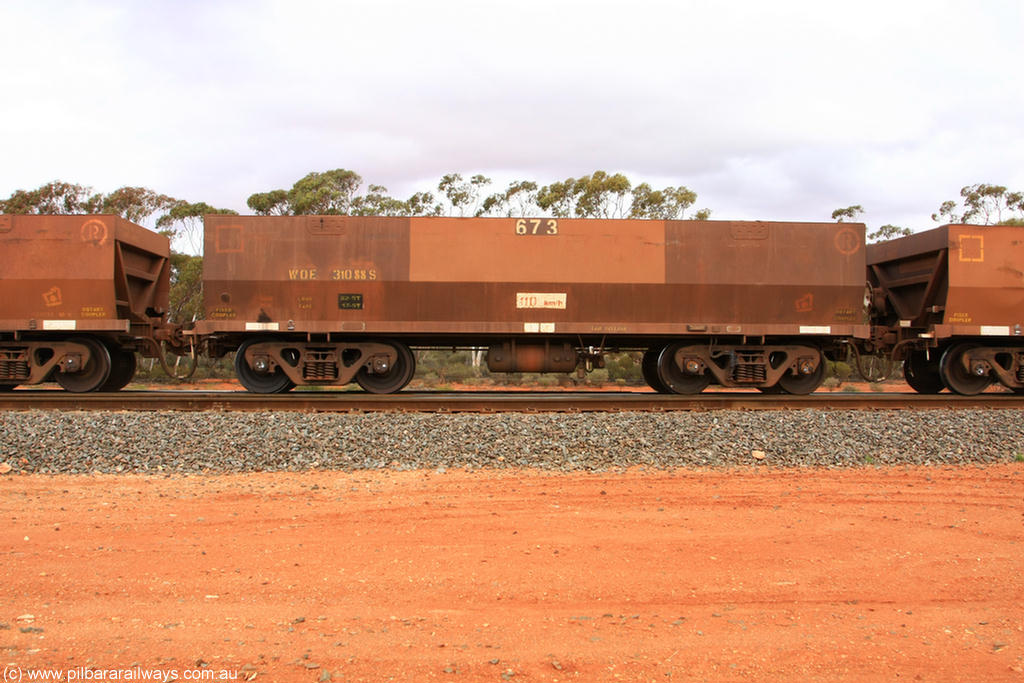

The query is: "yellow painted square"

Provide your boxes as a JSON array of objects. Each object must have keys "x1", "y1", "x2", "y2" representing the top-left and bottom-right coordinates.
[{"x1": 959, "y1": 235, "x2": 984, "y2": 262}]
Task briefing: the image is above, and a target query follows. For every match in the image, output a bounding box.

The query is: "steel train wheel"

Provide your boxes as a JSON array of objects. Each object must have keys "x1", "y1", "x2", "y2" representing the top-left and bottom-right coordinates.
[
  {"x1": 939, "y1": 343, "x2": 992, "y2": 395},
  {"x1": 55, "y1": 337, "x2": 112, "y2": 393},
  {"x1": 641, "y1": 348, "x2": 670, "y2": 393},
  {"x1": 234, "y1": 338, "x2": 296, "y2": 394},
  {"x1": 777, "y1": 350, "x2": 826, "y2": 395},
  {"x1": 902, "y1": 350, "x2": 945, "y2": 394},
  {"x1": 656, "y1": 343, "x2": 710, "y2": 394},
  {"x1": 99, "y1": 347, "x2": 137, "y2": 392},
  {"x1": 356, "y1": 342, "x2": 415, "y2": 394},
  {"x1": 758, "y1": 351, "x2": 789, "y2": 393}
]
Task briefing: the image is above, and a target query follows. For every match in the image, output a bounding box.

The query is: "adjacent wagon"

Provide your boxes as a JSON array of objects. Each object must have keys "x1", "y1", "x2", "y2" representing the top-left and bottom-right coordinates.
[
  {"x1": 0, "y1": 214, "x2": 172, "y2": 391},
  {"x1": 868, "y1": 223, "x2": 1024, "y2": 394}
]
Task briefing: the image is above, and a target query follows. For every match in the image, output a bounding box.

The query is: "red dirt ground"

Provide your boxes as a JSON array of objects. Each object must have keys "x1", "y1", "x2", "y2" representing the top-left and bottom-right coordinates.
[{"x1": 2, "y1": 465, "x2": 1023, "y2": 682}]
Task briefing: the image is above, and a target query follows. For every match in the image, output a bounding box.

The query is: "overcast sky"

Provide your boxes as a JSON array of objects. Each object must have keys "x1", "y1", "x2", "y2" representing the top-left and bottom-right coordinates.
[{"x1": 2, "y1": 0, "x2": 1022, "y2": 231}]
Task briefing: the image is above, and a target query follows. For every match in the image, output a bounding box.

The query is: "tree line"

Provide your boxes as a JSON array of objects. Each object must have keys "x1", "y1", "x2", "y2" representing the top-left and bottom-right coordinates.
[
  {"x1": 834, "y1": 182, "x2": 1024, "y2": 243},
  {"x1": 0, "y1": 169, "x2": 714, "y2": 245},
  {"x1": 246, "y1": 169, "x2": 711, "y2": 221}
]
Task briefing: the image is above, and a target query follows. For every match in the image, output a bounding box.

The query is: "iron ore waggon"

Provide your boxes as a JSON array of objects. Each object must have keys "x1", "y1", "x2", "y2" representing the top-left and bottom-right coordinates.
[
  {"x1": 0, "y1": 214, "x2": 177, "y2": 392},
  {"x1": 5, "y1": 212, "x2": 1023, "y2": 396},
  {"x1": 869, "y1": 223, "x2": 1024, "y2": 394},
  {"x1": 197, "y1": 215, "x2": 869, "y2": 394}
]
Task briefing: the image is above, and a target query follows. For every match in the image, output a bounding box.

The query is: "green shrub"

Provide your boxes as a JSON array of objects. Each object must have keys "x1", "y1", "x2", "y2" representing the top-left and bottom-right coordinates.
[
  {"x1": 605, "y1": 352, "x2": 643, "y2": 382},
  {"x1": 826, "y1": 360, "x2": 853, "y2": 381}
]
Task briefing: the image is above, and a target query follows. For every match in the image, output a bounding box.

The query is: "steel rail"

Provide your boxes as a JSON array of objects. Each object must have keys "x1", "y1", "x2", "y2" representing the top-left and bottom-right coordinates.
[{"x1": 2, "y1": 390, "x2": 1024, "y2": 413}]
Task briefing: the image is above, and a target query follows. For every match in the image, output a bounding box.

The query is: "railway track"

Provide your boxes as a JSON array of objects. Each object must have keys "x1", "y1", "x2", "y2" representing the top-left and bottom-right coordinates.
[{"x1": 2, "y1": 390, "x2": 1024, "y2": 413}]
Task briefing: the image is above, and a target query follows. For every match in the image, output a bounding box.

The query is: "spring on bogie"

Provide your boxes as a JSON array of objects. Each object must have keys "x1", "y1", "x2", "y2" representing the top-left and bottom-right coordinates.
[
  {"x1": 0, "y1": 350, "x2": 30, "y2": 380},
  {"x1": 733, "y1": 363, "x2": 766, "y2": 383},
  {"x1": 302, "y1": 351, "x2": 339, "y2": 381}
]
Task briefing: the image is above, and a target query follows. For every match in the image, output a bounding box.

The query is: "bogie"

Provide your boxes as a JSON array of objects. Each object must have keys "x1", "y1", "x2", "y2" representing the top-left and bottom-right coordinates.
[{"x1": 232, "y1": 337, "x2": 416, "y2": 394}]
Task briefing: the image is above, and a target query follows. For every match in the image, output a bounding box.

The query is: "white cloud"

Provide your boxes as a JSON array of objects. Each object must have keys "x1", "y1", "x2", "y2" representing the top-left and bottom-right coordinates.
[{"x1": 2, "y1": 0, "x2": 1022, "y2": 230}]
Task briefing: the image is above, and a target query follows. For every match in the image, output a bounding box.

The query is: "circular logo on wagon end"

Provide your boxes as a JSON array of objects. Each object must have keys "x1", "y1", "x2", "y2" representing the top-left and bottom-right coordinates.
[
  {"x1": 80, "y1": 218, "x2": 109, "y2": 246},
  {"x1": 834, "y1": 227, "x2": 860, "y2": 255}
]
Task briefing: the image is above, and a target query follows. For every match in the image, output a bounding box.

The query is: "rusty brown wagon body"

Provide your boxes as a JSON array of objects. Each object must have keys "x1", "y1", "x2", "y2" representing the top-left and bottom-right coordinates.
[
  {"x1": 0, "y1": 214, "x2": 172, "y2": 391},
  {"x1": 868, "y1": 223, "x2": 1024, "y2": 394},
  {"x1": 198, "y1": 215, "x2": 869, "y2": 394}
]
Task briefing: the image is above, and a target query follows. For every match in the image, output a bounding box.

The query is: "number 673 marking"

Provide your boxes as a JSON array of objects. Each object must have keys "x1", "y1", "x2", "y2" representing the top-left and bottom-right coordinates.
[{"x1": 515, "y1": 218, "x2": 558, "y2": 235}]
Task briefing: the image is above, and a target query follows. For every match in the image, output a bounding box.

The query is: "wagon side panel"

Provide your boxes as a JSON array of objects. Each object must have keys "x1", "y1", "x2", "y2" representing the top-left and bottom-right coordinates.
[
  {"x1": 942, "y1": 225, "x2": 1024, "y2": 332},
  {"x1": 199, "y1": 215, "x2": 866, "y2": 339}
]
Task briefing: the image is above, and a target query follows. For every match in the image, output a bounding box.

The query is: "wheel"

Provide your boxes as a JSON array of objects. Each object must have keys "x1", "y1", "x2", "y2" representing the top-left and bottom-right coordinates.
[
  {"x1": 857, "y1": 353, "x2": 897, "y2": 382},
  {"x1": 777, "y1": 350, "x2": 825, "y2": 395},
  {"x1": 98, "y1": 347, "x2": 137, "y2": 392},
  {"x1": 642, "y1": 348, "x2": 669, "y2": 393},
  {"x1": 234, "y1": 338, "x2": 296, "y2": 394},
  {"x1": 757, "y1": 352, "x2": 789, "y2": 393},
  {"x1": 939, "y1": 343, "x2": 992, "y2": 395},
  {"x1": 55, "y1": 337, "x2": 112, "y2": 392},
  {"x1": 656, "y1": 343, "x2": 710, "y2": 394},
  {"x1": 903, "y1": 350, "x2": 944, "y2": 394},
  {"x1": 356, "y1": 342, "x2": 415, "y2": 394}
]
